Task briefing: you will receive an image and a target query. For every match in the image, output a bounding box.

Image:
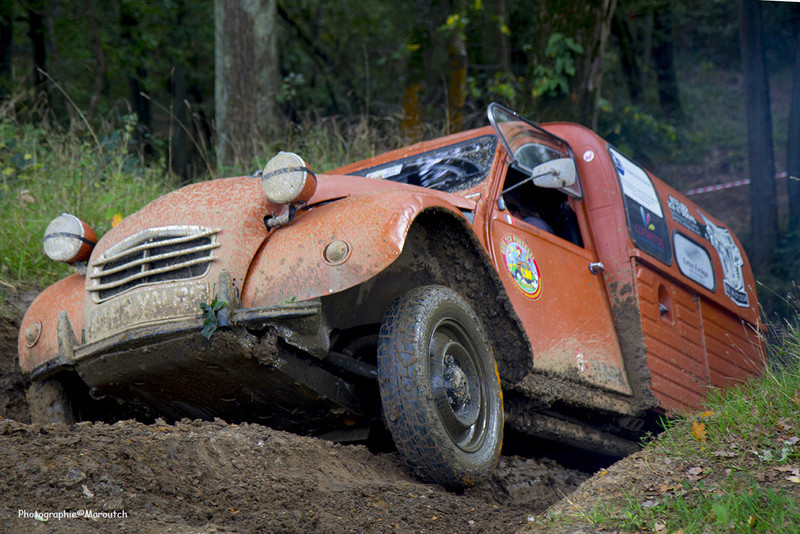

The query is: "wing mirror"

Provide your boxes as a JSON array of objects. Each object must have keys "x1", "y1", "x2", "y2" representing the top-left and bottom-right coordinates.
[{"x1": 530, "y1": 158, "x2": 576, "y2": 189}]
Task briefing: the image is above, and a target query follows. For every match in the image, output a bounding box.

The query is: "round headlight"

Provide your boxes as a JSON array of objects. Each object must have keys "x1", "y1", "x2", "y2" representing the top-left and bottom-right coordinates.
[
  {"x1": 42, "y1": 213, "x2": 97, "y2": 263},
  {"x1": 261, "y1": 151, "x2": 317, "y2": 205}
]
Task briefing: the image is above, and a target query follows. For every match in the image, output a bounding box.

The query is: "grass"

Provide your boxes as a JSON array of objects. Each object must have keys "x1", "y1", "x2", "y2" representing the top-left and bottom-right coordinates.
[
  {"x1": 0, "y1": 114, "x2": 178, "y2": 291},
  {"x1": 0, "y1": 106, "x2": 399, "y2": 295},
  {"x1": 534, "y1": 323, "x2": 800, "y2": 534}
]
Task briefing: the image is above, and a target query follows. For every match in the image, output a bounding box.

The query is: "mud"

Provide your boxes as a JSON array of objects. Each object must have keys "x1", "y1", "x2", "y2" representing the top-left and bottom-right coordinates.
[
  {"x1": 608, "y1": 281, "x2": 657, "y2": 415},
  {"x1": 0, "y1": 418, "x2": 588, "y2": 533},
  {"x1": 0, "y1": 296, "x2": 591, "y2": 534}
]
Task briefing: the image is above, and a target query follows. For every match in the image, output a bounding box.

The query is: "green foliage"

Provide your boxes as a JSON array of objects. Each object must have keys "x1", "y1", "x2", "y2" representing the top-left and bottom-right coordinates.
[
  {"x1": 615, "y1": 480, "x2": 799, "y2": 533},
  {"x1": 597, "y1": 99, "x2": 679, "y2": 165},
  {"x1": 532, "y1": 33, "x2": 584, "y2": 99},
  {"x1": 0, "y1": 113, "x2": 177, "y2": 289},
  {"x1": 200, "y1": 298, "x2": 228, "y2": 339}
]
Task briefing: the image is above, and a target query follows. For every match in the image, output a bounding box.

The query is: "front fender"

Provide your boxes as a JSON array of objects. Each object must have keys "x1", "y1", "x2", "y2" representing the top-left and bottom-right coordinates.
[
  {"x1": 241, "y1": 191, "x2": 469, "y2": 308},
  {"x1": 18, "y1": 274, "x2": 85, "y2": 374}
]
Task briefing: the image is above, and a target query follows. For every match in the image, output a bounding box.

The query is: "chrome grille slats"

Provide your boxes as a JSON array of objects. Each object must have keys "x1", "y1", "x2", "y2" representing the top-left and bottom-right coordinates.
[
  {"x1": 89, "y1": 226, "x2": 219, "y2": 301},
  {"x1": 90, "y1": 257, "x2": 216, "y2": 291},
  {"x1": 89, "y1": 242, "x2": 218, "y2": 278},
  {"x1": 91, "y1": 229, "x2": 218, "y2": 267}
]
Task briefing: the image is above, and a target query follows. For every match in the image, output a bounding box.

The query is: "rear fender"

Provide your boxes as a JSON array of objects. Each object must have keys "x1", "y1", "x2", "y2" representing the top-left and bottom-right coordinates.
[{"x1": 18, "y1": 274, "x2": 85, "y2": 375}]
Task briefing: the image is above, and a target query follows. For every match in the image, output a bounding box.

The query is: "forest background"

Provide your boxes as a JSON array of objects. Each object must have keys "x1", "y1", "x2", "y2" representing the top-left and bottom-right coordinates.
[{"x1": 0, "y1": 0, "x2": 799, "y2": 322}]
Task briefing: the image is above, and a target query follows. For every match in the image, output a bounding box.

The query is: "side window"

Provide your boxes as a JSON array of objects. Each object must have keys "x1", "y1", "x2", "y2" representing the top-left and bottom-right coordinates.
[{"x1": 501, "y1": 166, "x2": 584, "y2": 247}]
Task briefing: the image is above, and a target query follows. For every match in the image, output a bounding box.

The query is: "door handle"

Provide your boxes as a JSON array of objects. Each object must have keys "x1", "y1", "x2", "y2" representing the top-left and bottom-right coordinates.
[{"x1": 589, "y1": 262, "x2": 605, "y2": 275}]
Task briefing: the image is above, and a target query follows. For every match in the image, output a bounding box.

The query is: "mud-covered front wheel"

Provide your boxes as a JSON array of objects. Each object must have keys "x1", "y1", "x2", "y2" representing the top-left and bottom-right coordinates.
[
  {"x1": 377, "y1": 285, "x2": 503, "y2": 489},
  {"x1": 27, "y1": 376, "x2": 77, "y2": 424}
]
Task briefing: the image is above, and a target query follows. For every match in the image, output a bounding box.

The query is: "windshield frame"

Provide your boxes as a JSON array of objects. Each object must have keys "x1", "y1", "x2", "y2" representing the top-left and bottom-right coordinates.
[{"x1": 487, "y1": 103, "x2": 583, "y2": 199}]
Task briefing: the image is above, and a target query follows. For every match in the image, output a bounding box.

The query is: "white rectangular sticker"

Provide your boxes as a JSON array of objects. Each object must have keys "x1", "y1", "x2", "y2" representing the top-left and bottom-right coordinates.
[
  {"x1": 609, "y1": 147, "x2": 663, "y2": 217},
  {"x1": 366, "y1": 164, "x2": 403, "y2": 180},
  {"x1": 674, "y1": 232, "x2": 715, "y2": 291}
]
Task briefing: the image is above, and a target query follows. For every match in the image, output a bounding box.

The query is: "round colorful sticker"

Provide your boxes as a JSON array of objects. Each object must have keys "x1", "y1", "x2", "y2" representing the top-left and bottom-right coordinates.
[{"x1": 501, "y1": 235, "x2": 542, "y2": 299}]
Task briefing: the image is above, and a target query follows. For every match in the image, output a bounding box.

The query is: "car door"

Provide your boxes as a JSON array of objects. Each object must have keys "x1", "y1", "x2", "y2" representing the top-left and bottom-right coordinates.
[{"x1": 486, "y1": 163, "x2": 632, "y2": 396}]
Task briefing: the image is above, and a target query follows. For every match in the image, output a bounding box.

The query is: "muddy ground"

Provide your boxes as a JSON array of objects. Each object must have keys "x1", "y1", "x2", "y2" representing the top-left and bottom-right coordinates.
[{"x1": 0, "y1": 296, "x2": 596, "y2": 534}]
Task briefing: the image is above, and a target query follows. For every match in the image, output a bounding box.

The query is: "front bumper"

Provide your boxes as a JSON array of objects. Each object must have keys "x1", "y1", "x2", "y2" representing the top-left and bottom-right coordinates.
[{"x1": 31, "y1": 297, "x2": 375, "y2": 427}]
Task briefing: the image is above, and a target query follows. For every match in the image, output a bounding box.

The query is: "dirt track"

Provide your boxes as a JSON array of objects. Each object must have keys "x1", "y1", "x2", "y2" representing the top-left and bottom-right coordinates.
[{"x1": 0, "y1": 303, "x2": 591, "y2": 533}]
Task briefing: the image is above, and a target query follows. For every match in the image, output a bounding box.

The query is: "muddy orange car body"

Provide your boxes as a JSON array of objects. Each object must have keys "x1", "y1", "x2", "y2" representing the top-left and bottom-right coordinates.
[{"x1": 19, "y1": 104, "x2": 763, "y2": 488}]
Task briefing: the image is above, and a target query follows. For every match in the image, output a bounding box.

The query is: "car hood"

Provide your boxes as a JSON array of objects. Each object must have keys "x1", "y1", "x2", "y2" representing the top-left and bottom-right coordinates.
[{"x1": 88, "y1": 174, "x2": 476, "y2": 284}]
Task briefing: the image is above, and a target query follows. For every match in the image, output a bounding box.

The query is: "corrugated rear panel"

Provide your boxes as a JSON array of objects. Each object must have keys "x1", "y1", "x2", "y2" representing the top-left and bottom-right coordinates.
[
  {"x1": 701, "y1": 301, "x2": 764, "y2": 389},
  {"x1": 636, "y1": 263, "x2": 709, "y2": 413}
]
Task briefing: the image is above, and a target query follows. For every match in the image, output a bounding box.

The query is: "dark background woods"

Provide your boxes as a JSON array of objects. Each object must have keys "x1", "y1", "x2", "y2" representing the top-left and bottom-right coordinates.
[{"x1": 0, "y1": 0, "x2": 798, "y2": 314}]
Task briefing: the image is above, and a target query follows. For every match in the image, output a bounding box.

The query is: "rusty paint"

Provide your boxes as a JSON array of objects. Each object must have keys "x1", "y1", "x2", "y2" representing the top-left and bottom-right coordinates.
[
  {"x1": 241, "y1": 185, "x2": 475, "y2": 309},
  {"x1": 18, "y1": 274, "x2": 85, "y2": 373}
]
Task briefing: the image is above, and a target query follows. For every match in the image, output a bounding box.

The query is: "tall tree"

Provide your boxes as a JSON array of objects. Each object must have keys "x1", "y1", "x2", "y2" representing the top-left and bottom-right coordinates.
[
  {"x1": 120, "y1": 5, "x2": 151, "y2": 133},
  {"x1": 611, "y1": 7, "x2": 643, "y2": 104},
  {"x1": 738, "y1": 0, "x2": 777, "y2": 269},
  {"x1": 215, "y1": 0, "x2": 279, "y2": 168},
  {"x1": 26, "y1": 0, "x2": 47, "y2": 101},
  {"x1": 530, "y1": 0, "x2": 617, "y2": 127},
  {"x1": 652, "y1": 4, "x2": 681, "y2": 117},
  {"x1": 577, "y1": 0, "x2": 617, "y2": 128},
  {"x1": 84, "y1": 0, "x2": 105, "y2": 120},
  {"x1": 401, "y1": 0, "x2": 434, "y2": 142},
  {"x1": 446, "y1": 0, "x2": 468, "y2": 133},
  {"x1": 789, "y1": 5, "x2": 800, "y2": 228},
  {"x1": 0, "y1": 0, "x2": 11, "y2": 100}
]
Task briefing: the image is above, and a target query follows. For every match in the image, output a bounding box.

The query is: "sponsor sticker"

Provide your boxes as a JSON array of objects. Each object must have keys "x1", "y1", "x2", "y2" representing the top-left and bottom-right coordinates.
[
  {"x1": 674, "y1": 232, "x2": 715, "y2": 291},
  {"x1": 501, "y1": 235, "x2": 542, "y2": 299},
  {"x1": 609, "y1": 147, "x2": 672, "y2": 265},
  {"x1": 610, "y1": 147, "x2": 663, "y2": 217},
  {"x1": 668, "y1": 195, "x2": 704, "y2": 237},
  {"x1": 699, "y1": 213, "x2": 749, "y2": 307},
  {"x1": 365, "y1": 164, "x2": 403, "y2": 180}
]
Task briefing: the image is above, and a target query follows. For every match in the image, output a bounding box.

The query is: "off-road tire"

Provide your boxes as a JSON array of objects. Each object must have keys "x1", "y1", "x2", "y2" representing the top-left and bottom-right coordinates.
[
  {"x1": 377, "y1": 285, "x2": 503, "y2": 489},
  {"x1": 27, "y1": 377, "x2": 76, "y2": 424}
]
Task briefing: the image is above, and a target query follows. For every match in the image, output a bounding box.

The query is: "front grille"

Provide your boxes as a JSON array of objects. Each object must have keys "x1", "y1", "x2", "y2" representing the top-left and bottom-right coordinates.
[{"x1": 89, "y1": 226, "x2": 219, "y2": 301}]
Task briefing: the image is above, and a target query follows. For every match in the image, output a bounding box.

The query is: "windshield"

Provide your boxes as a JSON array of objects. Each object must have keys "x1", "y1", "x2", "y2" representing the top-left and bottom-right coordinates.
[
  {"x1": 488, "y1": 103, "x2": 582, "y2": 198},
  {"x1": 349, "y1": 135, "x2": 497, "y2": 193}
]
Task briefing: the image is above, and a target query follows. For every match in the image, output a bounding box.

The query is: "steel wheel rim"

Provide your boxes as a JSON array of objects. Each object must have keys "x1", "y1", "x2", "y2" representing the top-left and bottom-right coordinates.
[{"x1": 428, "y1": 318, "x2": 491, "y2": 453}]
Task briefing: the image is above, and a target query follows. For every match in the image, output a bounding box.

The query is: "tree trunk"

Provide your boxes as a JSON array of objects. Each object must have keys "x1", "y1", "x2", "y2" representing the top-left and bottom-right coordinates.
[
  {"x1": 577, "y1": 0, "x2": 616, "y2": 129},
  {"x1": 494, "y1": 0, "x2": 509, "y2": 72},
  {"x1": 738, "y1": 0, "x2": 777, "y2": 269},
  {"x1": 401, "y1": 0, "x2": 433, "y2": 143},
  {"x1": 120, "y1": 6, "x2": 151, "y2": 132},
  {"x1": 171, "y1": 65, "x2": 189, "y2": 180},
  {"x1": 611, "y1": 8, "x2": 642, "y2": 103},
  {"x1": 0, "y1": 0, "x2": 11, "y2": 100},
  {"x1": 215, "y1": 0, "x2": 279, "y2": 168},
  {"x1": 84, "y1": 0, "x2": 105, "y2": 120},
  {"x1": 447, "y1": 0, "x2": 467, "y2": 133},
  {"x1": 788, "y1": 6, "x2": 800, "y2": 228},
  {"x1": 26, "y1": 0, "x2": 47, "y2": 99},
  {"x1": 653, "y1": 5, "x2": 681, "y2": 117}
]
